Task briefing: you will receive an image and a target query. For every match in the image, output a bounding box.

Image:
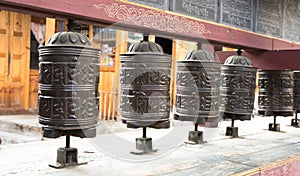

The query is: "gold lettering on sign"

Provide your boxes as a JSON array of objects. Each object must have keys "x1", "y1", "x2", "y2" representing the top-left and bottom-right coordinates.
[{"x1": 94, "y1": 3, "x2": 211, "y2": 36}]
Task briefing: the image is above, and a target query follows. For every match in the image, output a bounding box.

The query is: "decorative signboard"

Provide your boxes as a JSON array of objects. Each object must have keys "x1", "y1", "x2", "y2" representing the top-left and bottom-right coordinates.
[
  {"x1": 170, "y1": 0, "x2": 219, "y2": 22},
  {"x1": 220, "y1": 0, "x2": 254, "y2": 31},
  {"x1": 127, "y1": 0, "x2": 169, "y2": 10},
  {"x1": 283, "y1": 0, "x2": 300, "y2": 43},
  {"x1": 255, "y1": 0, "x2": 284, "y2": 38}
]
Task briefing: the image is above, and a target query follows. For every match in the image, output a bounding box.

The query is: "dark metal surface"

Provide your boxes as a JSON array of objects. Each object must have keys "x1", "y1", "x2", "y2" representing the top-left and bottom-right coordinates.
[
  {"x1": 220, "y1": 52, "x2": 256, "y2": 121},
  {"x1": 38, "y1": 32, "x2": 100, "y2": 138},
  {"x1": 174, "y1": 49, "x2": 221, "y2": 126},
  {"x1": 258, "y1": 70, "x2": 294, "y2": 116},
  {"x1": 294, "y1": 71, "x2": 300, "y2": 112},
  {"x1": 292, "y1": 71, "x2": 300, "y2": 127},
  {"x1": 120, "y1": 41, "x2": 172, "y2": 129}
]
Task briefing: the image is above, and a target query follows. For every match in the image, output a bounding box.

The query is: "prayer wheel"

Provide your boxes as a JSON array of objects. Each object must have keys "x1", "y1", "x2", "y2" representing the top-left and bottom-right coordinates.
[{"x1": 38, "y1": 31, "x2": 100, "y2": 138}]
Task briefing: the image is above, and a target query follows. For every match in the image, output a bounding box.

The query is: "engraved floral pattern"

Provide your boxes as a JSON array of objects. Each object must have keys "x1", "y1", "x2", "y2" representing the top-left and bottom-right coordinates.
[{"x1": 94, "y1": 3, "x2": 211, "y2": 36}]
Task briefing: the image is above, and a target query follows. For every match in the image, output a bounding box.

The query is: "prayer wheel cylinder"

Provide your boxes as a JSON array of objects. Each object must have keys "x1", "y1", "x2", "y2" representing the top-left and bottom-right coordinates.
[
  {"x1": 220, "y1": 53, "x2": 256, "y2": 120},
  {"x1": 294, "y1": 71, "x2": 300, "y2": 112},
  {"x1": 120, "y1": 41, "x2": 172, "y2": 129},
  {"x1": 174, "y1": 50, "x2": 221, "y2": 127},
  {"x1": 38, "y1": 32, "x2": 100, "y2": 138},
  {"x1": 258, "y1": 70, "x2": 294, "y2": 116}
]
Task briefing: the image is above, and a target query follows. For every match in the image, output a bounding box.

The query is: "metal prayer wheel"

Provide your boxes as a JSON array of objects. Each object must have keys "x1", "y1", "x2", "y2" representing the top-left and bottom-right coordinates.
[
  {"x1": 220, "y1": 51, "x2": 256, "y2": 121},
  {"x1": 294, "y1": 71, "x2": 300, "y2": 112},
  {"x1": 291, "y1": 71, "x2": 300, "y2": 127},
  {"x1": 258, "y1": 70, "x2": 294, "y2": 116},
  {"x1": 120, "y1": 41, "x2": 172, "y2": 129},
  {"x1": 174, "y1": 49, "x2": 221, "y2": 127},
  {"x1": 38, "y1": 32, "x2": 100, "y2": 138}
]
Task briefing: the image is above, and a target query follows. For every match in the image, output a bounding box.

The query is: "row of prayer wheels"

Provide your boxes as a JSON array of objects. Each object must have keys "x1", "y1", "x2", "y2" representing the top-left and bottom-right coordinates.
[{"x1": 37, "y1": 32, "x2": 299, "y2": 167}]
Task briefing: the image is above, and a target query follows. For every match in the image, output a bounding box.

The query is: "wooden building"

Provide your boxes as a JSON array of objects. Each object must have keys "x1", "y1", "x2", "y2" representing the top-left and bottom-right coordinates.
[{"x1": 0, "y1": 0, "x2": 300, "y2": 121}]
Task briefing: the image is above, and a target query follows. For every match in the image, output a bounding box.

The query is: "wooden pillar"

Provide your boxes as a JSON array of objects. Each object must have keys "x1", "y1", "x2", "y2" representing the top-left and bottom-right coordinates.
[
  {"x1": 23, "y1": 14, "x2": 31, "y2": 110},
  {"x1": 114, "y1": 30, "x2": 128, "y2": 120},
  {"x1": 171, "y1": 40, "x2": 197, "y2": 107},
  {"x1": 89, "y1": 25, "x2": 93, "y2": 41},
  {"x1": 148, "y1": 35, "x2": 155, "y2": 42},
  {"x1": 45, "y1": 18, "x2": 56, "y2": 44},
  {"x1": 173, "y1": 40, "x2": 197, "y2": 60}
]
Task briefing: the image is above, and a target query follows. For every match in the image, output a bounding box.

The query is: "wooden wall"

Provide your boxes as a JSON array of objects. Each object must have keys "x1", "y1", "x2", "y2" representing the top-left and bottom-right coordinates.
[
  {"x1": 98, "y1": 30, "x2": 127, "y2": 120},
  {"x1": 28, "y1": 70, "x2": 38, "y2": 112}
]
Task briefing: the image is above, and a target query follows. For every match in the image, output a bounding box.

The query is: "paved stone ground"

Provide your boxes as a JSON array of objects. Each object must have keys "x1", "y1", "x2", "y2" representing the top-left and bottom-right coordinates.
[{"x1": 0, "y1": 115, "x2": 300, "y2": 175}]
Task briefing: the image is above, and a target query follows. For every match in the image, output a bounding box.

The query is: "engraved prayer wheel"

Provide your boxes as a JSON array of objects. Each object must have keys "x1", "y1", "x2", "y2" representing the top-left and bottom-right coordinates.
[
  {"x1": 220, "y1": 52, "x2": 256, "y2": 120},
  {"x1": 38, "y1": 32, "x2": 100, "y2": 138},
  {"x1": 294, "y1": 71, "x2": 300, "y2": 112},
  {"x1": 174, "y1": 49, "x2": 221, "y2": 127},
  {"x1": 120, "y1": 41, "x2": 172, "y2": 128},
  {"x1": 258, "y1": 70, "x2": 294, "y2": 116}
]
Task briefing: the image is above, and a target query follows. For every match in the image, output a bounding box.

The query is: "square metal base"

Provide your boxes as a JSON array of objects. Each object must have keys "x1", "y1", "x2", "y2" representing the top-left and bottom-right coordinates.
[
  {"x1": 185, "y1": 131, "x2": 205, "y2": 144},
  {"x1": 43, "y1": 128, "x2": 96, "y2": 138},
  {"x1": 226, "y1": 127, "x2": 238, "y2": 138},
  {"x1": 291, "y1": 119, "x2": 299, "y2": 127},
  {"x1": 130, "y1": 138, "x2": 157, "y2": 155},
  {"x1": 269, "y1": 123, "x2": 280, "y2": 132},
  {"x1": 49, "y1": 147, "x2": 87, "y2": 169}
]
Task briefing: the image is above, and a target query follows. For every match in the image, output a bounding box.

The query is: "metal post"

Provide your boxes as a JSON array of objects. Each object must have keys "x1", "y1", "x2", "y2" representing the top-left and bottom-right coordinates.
[
  {"x1": 143, "y1": 33, "x2": 149, "y2": 42},
  {"x1": 194, "y1": 123, "x2": 198, "y2": 132},
  {"x1": 66, "y1": 135, "x2": 70, "y2": 148},
  {"x1": 291, "y1": 111, "x2": 299, "y2": 127},
  {"x1": 197, "y1": 42, "x2": 202, "y2": 50},
  {"x1": 231, "y1": 119, "x2": 235, "y2": 127},
  {"x1": 142, "y1": 127, "x2": 147, "y2": 138},
  {"x1": 237, "y1": 49, "x2": 242, "y2": 56},
  {"x1": 269, "y1": 115, "x2": 280, "y2": 132}
]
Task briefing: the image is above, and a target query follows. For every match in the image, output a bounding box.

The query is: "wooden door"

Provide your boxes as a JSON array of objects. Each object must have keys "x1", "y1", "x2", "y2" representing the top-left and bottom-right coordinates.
[
  {"x1": 0, "y1": 10, "x2": 9, "y2": 108},
  {"x1": 8, "y1": 12, "x2": 30, "y2": 110},
  {"x1": 0, "y1": 10, "x2": 30, "y2": 111}
]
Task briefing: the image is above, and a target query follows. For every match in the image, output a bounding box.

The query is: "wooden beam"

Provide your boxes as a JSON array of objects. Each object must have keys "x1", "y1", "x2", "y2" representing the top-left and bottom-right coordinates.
[
  {"x1": 216, "y1": 50, "x2": 300, "y2": 70},
  {"x1": 1, "y1": 0, "x2": 300, "y2": 51}
]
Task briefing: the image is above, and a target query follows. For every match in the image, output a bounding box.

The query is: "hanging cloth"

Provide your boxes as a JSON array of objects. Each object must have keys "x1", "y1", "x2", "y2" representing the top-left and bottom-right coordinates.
[{"x1": 30, "y1": 22, "x2": 46, "y2": 46}]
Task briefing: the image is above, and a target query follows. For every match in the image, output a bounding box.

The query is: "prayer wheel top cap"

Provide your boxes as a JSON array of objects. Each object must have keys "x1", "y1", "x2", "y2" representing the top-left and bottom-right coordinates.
[
  {"x1": 184, "y1": 49, "x2": 215, "y2": 61},
  {"x1": 45, "y1": 31, "x2": 92, "y2": 47},
  {"x1": 224, "y1": 50, "x2": 253, "y2": 67},
  {"x1": 127, "y1": 41, "x2": 163, "y2": 53}
]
